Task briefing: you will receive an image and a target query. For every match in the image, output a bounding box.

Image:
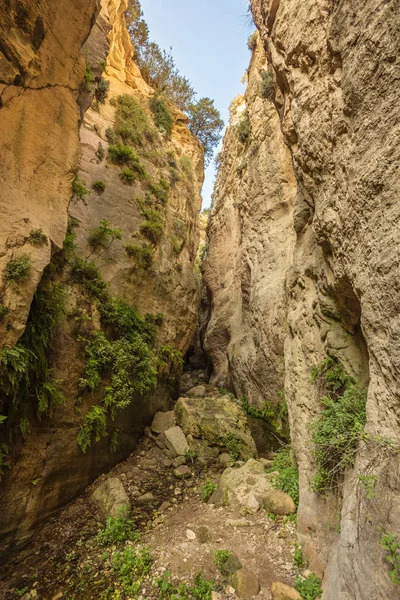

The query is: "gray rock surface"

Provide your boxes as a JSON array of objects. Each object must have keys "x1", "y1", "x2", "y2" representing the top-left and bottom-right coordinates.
[
  {"x1": 164, "y1": 426, "x2": 189, "y2": 457},
  {"x1": 90, "y1": 477, "x2": 130, "y2": 521}
]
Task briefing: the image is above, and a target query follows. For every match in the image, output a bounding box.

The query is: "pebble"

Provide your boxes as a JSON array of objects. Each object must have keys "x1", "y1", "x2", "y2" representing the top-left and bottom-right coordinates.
[
  {"x1": 186, "y1": 529, "x2": 196, "y2": 540},
  {"x1": 173, "y1": 465, "x2": 192, "y2": 479},
  {"x1": 137, "y1": 492, "x2": 155, "y2": 504}
]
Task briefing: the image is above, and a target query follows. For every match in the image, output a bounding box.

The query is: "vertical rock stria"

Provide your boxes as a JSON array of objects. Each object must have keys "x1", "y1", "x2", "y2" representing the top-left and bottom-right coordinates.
[
  {"x1": 204, "y1": 2, "x2": 400, "y2": 598},
  {"x1": 0, "y1": 0, "x2": 203, "y2": 559}
]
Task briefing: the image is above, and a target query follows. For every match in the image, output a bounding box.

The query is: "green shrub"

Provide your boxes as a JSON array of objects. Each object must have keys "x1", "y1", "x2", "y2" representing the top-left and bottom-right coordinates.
[
  {"x1": 248, "y1": 31, "x2": 258, "y2": 51},
  {"x1": 94, "y1": 76, "x2": 110, "y2": 104},
  {"x1": 72, "y1": 175, "x2": 89, "y2": 201},
  {"x1": 310, "y1": 358, "x2": 367, "y2": 493},
  {"x1": 0, "y1": 281, "x2": 65, "y2": 430},
  {"x1": 125, "y1": 243, "x2": 154, "y2": 268},
  {"x1": 295, "y1": 574, "x2": 323, "y2": 600},
  {"x1": 222, "y1": 433, "x2": 243, "y2": 460},
  {"x1": 170, "y1": 236, "x2": 183, "y2": 255},
  {"x1": 119, "y1": 167, "x2": 136, "y2": 184},
  {"x1": 237, "y1": 113, "x2": 251, "y2": 144},
  {"x1": 4, "y1": 255, "x2": 31, "y2": 282},
  {"x1": 260, "y1": 70, "x2": 275, "y2": 100},
  {"x1": 140, "y1": 208, "x2": 163, "y2": 244},
  {"x1": 77, "y1": 405, "x2": 107, "y2": 452},
  {"x1": 380, "y1": 532, "x2": 400, "y2": 585},
  {"x1": 83, "y1": 61, "x2": 93, "y2": 91},
  {"x1": 70, "y1": 259, "x2": 108, "y2": 300},
  {"x1": 157, "y1": 345, "x2": 183, "y2": 389},
  {"x1": 29, "y1": 228, "x2": 48, "y2": 246},
  {"x1": 37, "y1": 380, "x2": 64, "y2": 419},
  {"x1": 294, "y1": 544, "x2": 307, "y2": 567},
  {"x1": 105, "y1": 127, "x2": 119, "y2": 145},
  {"x1": 92, "y1": 180, "x2": 106, "y2": 193},
  {"x1": 179, "y1": 155, "x2": 193, "y2": 176},
  {"x1": 112, "y1": 546, "x2": 153, "y2": 596},
  {"x1": 140, "y1": 221, "x2": 163, "y2": 244},
  {"x1": 268, "y1": 447, "x2": 299, "y2": 507},
  {"x1": 156, "y1": 570, "x2": 215, "y2": 599},
  {"x1": 108, "y1": 143, "x2": 137, "y2": 164},
  {"x1": 214, "y1": 549, "x2": 231, "y2": 572},
  {"x1": 149, "y1": 177, "x2": 170, "y2": 204},
  {"x1": 114, "y1": 94, "x2": 154, "y2": 146},
  {"x1": 200, "y1": 479, "x2": 217, "y2": 503},
  {"x1": 97, "y1": 507, "x2": 140, "y2": 546},
  {"x1": 150, "y1": 95, "x2": 173, "y2": 136},
  {"x1": 88, "y1": 219, "x2": 122, "y2": 249},
  {"x1": 79, "y1": 330, "x2": 157, "y2": 420}
]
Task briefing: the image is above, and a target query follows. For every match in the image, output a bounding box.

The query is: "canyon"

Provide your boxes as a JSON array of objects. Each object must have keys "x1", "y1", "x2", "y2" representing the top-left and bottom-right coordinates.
[{"x1": 1, "y1": 1, "x2": 400, "y2": 599}]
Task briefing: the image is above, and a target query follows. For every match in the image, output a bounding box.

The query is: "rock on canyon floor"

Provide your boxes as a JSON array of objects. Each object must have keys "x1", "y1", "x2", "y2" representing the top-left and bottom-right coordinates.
[{"x1": 0, "y1": 372, "x2": 305, "y2": 600}]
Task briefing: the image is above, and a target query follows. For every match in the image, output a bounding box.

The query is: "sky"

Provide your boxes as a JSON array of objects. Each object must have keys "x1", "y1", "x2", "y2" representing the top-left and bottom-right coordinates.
[{"x1": 140, "y1": 0, "x2": 252, "y2": 209}]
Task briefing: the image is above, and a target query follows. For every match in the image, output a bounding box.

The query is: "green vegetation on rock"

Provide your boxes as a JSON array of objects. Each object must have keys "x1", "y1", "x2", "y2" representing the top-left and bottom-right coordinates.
[
  {"x1": 222, "y1": 433, "x2": 243, "y2": 461},
  {"x1": 295, "y1": 574, "x2": 323, "y2": 599},
  {"x1": 97, "y1": 507, "x2": 140, "y2": 546},
  {"x1": 380, "y1": 532, "x2": 400, "y2": 585},
  {"x1": 29, "y1": 228, "x2": 48, "y2": 246},
  {"x1": 268, "y1": 447, "x2": 299, "y2": 507},
  {"x1": 150, "y1": 95, "x2": 174, "y2": 136},
  {"x1": 4, "y1": 255, "x2": 32, "y2": 282},
  {"x1": 125, "y1": 243, "x2": 154, "y2": 269},
  {"x1": 310, "y1": 358, "x2": 367, "y2": 493},
  {"x1": 0, "y1": 276, "x2": 65, "y2": 435},
  {"x1": 237, "y1": 112, "x2": 251, "y2": 144},
  {"x1": 200, "y1": 479, "x2": 217, "y2": 503}
]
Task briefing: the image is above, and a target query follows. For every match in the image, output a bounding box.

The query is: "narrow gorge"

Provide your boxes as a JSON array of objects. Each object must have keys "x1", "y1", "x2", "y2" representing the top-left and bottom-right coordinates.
[{"x1": 0, "y1": 1, "x2": 399, "y2": 600}]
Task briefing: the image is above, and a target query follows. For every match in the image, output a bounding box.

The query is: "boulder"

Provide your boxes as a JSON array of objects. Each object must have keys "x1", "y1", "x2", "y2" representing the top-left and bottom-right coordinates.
[
  {"x1": 164, "y1": 426, "x2": 189, "y2": 456},
  {"x1": 233, "y1": 569, "x2": 260, "y2": 598},
  {"x1": 271, "y1": 582, "x2": 301, "y2": 600},
  {"x1": 90, "y1": 477, "x2": 130, "y2": 521},
  {"x1": 175, "y1": 396, "x2": 256, "y2": 457},
  {"x1": 172, "y1": 456, "x2": 186, "y2": 468},
  {"x1": 137, "y1": 492, "x2": 156, "y2": 504},
  {"x1": 197, "y1": 525, "x2": 211, "y2": 543},
  {"x1": 189, "y1": 437, "x2": 220, "y2": 459},
  {"x1": 174, "y1": 465, "x2": 192, "y2": 479},
  {"x1": 187, "y1": 385, "x2": 207, "y2": 398},
  {"x1": 219, "y1": 452, "x2": 233, "y2": 467},
  {"x1": 151, "y1": 411, "x2": 175, "y2": 434},
  {"x1": 219, "y1": 459, "x2": 296, "y2": 515},
  {"x1": 221, "y1": 552, "x2": 242, "y2": 576},
  {"x1": 208, "y1": 488, "x2": 227, "y2": 507}
]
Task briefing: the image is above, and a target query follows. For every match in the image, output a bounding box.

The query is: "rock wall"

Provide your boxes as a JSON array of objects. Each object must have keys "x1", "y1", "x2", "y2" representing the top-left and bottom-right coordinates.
[
  {"x1": 0, "y1": 0, "x2": 99, "y2": 347},
  {"x1": 0, "y1": 0, "x2": 203, "y2": 560},
  {"x1": 204, "y1": 39, "x2": 297, "y2": 415},
  {"x1": 204, "y1": 2, "x2": 400, "y2": 598}
]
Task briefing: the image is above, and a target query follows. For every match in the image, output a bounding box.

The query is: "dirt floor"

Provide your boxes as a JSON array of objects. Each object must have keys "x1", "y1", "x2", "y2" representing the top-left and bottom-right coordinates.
[{"x1": 0, "y1": 427, "x2": 302, "y2": 600}]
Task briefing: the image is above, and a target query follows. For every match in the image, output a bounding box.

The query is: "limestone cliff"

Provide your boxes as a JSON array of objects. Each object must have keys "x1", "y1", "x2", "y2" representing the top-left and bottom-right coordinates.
[
  {"x1": 0, "y1": 0, "x2": 99, "y2": 347},
  {"x1": 204, "y1": 2, "x2": 400, "y2": 597},
  {"x1": 0, "y1": 0, "x2": 203, "y2": 559}
]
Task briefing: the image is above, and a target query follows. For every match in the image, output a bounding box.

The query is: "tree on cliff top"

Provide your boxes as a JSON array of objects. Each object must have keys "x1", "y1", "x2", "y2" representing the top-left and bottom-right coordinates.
[
  {"x1": 187, "y1": 98, "x2": 224, "y2": 165},
  {"x1": 125, "y1": 0, "x2": 224, "y2": 165}
]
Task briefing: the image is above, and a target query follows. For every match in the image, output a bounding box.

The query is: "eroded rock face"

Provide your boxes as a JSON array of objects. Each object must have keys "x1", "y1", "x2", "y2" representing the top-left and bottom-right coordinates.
[
  {"x1": 203, "y1": 39, "x2": 297, "y2": 412},
  {"x1": 0, "y1": 0, "x2": 100, "y2": 347},
  {"x1": 0, "y1": 0, "x2": 203, "y2": 560},
  {"x1": 205, "y1": 4, "x2": 400, "y2": 598}
]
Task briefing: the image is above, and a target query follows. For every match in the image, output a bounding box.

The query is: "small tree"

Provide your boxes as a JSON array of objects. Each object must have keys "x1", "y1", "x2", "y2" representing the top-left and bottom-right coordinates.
[{"x1": 187, "y1": 98, "x2": 224, "y2": 165}]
